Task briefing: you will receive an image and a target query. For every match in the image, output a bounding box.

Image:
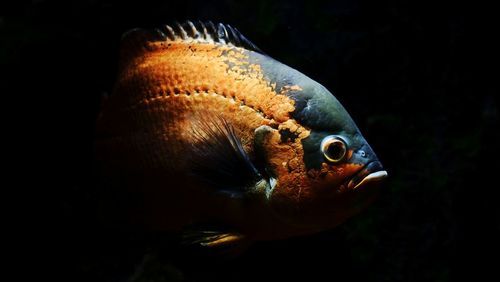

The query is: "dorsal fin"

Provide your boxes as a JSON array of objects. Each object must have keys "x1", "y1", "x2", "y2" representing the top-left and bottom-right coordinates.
[{"x1": 119, "y1": 20, "x2": 263, "y2": 67}]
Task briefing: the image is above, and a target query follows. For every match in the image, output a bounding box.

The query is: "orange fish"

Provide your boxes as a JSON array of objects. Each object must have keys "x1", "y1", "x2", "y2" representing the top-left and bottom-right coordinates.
[{"x1": 96, "y1": 21, "x2": 387, "y2": 248}]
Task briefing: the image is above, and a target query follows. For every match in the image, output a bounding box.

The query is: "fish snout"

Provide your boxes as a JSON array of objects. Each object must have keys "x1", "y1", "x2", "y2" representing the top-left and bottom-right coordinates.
[{"x1": 347, "y1": 145, "x2": 388, "y2": 190}]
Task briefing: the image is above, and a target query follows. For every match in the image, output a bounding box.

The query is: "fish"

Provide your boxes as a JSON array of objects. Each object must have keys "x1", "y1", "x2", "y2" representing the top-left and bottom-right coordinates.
[{"x1": 95, "y1": 21, "x2": 387, "y2": 248}]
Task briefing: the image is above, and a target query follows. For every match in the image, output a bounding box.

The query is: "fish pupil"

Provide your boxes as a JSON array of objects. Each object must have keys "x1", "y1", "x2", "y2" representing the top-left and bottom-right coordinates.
[{"x1": 327, "y1": 141, "x2": 345, "y2": 161}]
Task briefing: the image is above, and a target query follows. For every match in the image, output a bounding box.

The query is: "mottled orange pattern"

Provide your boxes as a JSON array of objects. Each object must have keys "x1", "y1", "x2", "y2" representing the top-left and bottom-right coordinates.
[
  {"x1": 101, "y1": 38, "x2": 318, "y2": 188},
  {"x1": 96, "y1": 34, "x2": 375, "y2": 238}
]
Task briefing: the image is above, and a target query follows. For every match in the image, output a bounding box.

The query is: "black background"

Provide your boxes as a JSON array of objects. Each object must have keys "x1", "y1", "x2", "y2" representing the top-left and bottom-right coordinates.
[{"x1": 3, "y1": 0, "x2": 499, "y2": 281}]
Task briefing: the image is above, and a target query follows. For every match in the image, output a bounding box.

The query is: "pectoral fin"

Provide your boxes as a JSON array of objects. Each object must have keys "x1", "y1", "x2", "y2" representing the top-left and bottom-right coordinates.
[{"x1": 189, "y1": 115, "x2": 265, "y2": 197}]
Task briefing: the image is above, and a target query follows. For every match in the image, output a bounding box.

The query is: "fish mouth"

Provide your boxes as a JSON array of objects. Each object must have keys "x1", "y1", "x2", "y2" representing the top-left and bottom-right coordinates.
[{"x1": 347, "y1": 161, "x2": 388, "y2": 190}]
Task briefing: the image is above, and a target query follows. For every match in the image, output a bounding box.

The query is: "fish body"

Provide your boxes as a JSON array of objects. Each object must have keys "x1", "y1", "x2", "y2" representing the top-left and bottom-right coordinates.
[{"x1": 96, "y1": 21, "x2": 387, "y2": 245}]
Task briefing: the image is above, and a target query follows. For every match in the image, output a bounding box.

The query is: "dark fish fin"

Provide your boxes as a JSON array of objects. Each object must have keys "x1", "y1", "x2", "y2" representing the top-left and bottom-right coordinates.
[
  {"x1": 182, "y1": 225, "x2": 251, "y2": 257},
  {"x1": 167, "y1": 20, "x2": 263, "y2": 53},
  {"x1": 189, "y1": 115, "x2": 263, "y2": 197},
  {"x1": 119, "y1": 21, "x2": 264, "y2": 66},
  {"x1": 182, "y1": 229, "x2": 245, "y2": 248}
]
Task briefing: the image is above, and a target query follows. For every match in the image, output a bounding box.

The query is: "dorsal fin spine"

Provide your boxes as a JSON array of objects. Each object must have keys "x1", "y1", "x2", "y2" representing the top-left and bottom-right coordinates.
[
  {"x1": 154, "y1": 28, "x2": 167, "y2": 40},
  {"x1": 217, "y1": 23, "x2": 228, "y2": 44},
  {"x1": 186, "y1": 21, "x2": 200, "y2": 38},
  {"x1": 174, "y1": 21, "x2": 188, "y2": 40},
  {"x1": 227, "y1": 25, "x2": 241, "y2": 45},
  {"x1": 198, "y1": 21, "x2": 209, "y2": 40},
  {"x1": 206, "y1": 21, "x2": 217, "y2": 42},
  {"x1": 164, "y1": 25, "x2": 176, "y2": 40}
]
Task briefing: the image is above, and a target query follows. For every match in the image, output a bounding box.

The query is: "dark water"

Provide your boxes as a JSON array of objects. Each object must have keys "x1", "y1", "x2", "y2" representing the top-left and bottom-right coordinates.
[{"x1": 4, "y1": 0, "x2": 499, "y2": 281}]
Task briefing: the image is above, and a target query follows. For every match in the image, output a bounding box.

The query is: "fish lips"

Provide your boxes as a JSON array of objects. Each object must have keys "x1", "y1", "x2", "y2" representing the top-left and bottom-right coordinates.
[{"x1": 347, "y1": 161, "x2": 388, "y2": 190}]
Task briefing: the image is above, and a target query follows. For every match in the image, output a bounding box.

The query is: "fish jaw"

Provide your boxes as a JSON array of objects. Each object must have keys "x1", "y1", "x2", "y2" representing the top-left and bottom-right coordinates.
[{"x1": 347, "y1": 161, "x2": 388, "y2": 190}]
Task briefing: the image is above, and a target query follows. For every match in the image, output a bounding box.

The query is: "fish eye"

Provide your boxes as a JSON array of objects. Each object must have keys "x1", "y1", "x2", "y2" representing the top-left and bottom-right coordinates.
[{"x1": 321, "y1": 136, "x2": 347, "y2": 163}]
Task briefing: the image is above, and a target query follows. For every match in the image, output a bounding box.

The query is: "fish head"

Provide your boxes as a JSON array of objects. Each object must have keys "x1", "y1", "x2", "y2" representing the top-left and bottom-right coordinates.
[{"x1": 259, "y1": 78, "x2": 388, "y2": 231}]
